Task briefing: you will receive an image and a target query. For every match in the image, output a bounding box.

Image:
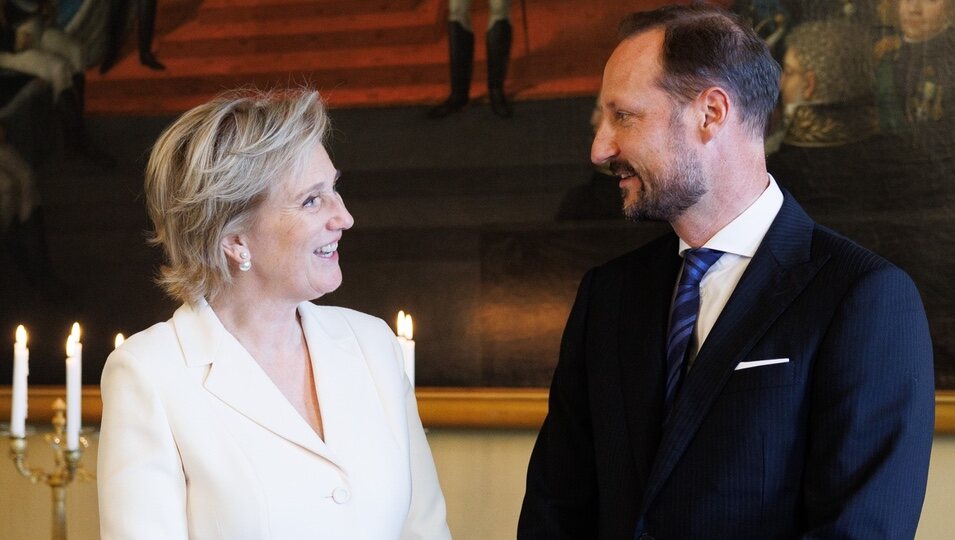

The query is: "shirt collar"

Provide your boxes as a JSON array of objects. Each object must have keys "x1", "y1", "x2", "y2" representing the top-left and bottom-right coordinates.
[{"x1": 678, "y1": 174, "x2": 784, "y2": 258}]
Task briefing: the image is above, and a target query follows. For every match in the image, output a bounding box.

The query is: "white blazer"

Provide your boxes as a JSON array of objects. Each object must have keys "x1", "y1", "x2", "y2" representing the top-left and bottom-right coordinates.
[{"x1": 98, "y1": 300, "x2": 451, "y2": 540}]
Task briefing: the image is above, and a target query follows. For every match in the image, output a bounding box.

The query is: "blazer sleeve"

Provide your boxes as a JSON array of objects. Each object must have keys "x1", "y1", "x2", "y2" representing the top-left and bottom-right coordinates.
[
  {"x1": 518, "y1": 269, "x2": 599, "y2": 538},
  {"x1": 98, "y1": 348, "x2": 189, "y2": 540},
  {"x1": 391, "y1": 336, "x2": 452, "y2": 540},
  {"x1": 801, "y1": 265, "x2": 935, "y2": 538}
]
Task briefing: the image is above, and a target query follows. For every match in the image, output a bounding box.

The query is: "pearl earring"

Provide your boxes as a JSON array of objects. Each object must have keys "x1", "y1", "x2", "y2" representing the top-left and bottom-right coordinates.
[{"x1": 239, "y1": 252, "x2": 252, "y2": 272}]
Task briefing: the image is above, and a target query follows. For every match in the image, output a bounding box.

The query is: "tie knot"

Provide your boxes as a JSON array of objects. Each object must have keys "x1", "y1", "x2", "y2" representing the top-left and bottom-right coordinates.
[{"x1": 681, "y1": 248, "x2": 724, "y2": 287}]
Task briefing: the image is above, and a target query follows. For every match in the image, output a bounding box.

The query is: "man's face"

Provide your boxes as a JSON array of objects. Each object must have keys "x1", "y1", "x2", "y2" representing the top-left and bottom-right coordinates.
[
  {"x1": 779, "y1": 49, "x2": 811, "y2": 108},
  {"x1": 591, "y1": 30, "x2": 708, "y2": 222},
  {"x1": 899, "y1": 0, "x2": 952, "y2": 42}
]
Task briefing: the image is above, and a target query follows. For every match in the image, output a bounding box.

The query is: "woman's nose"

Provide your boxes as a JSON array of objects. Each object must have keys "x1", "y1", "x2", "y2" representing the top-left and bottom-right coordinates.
[{"x1": 330, "y1": 194, "x2": 355, "y2": 230}]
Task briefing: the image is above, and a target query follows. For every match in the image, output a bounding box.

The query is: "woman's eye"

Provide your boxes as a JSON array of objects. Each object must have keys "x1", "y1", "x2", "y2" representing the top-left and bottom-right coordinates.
[{"x1": 303, "y1": 196, "x2": 318, "y2": 208}]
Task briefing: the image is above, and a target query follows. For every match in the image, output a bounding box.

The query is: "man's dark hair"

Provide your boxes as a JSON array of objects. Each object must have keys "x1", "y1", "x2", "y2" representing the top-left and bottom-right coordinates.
[{"x1": 619, "y1": 4, "x2": 781, "y2": 137}]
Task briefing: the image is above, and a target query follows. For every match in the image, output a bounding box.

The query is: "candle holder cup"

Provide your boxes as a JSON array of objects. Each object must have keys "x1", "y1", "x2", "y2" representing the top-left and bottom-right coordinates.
[{"x1": 8, "y1": 398, "x2": 94, "y2": 540}]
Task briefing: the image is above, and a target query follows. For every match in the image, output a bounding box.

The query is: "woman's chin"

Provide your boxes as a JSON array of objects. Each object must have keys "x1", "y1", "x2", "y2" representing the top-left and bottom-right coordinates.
[{"x1": 306, "y1": 274, "x2": 343, "y2": 299}]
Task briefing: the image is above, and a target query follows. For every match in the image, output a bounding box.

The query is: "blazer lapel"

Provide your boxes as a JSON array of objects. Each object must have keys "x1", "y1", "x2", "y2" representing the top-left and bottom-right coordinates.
[
  {"x1": 299, "y1": 305, "x2": 400, "y2": 451},
  {"x1": 173, "y1": 301, "x2": 346, "y2": 471},
  {"x1": 617, "y1": 235, "x2": 682, "y2": 494},
  {"x1": 639, "y1": 195, "x2": 829, "y2": 514}
]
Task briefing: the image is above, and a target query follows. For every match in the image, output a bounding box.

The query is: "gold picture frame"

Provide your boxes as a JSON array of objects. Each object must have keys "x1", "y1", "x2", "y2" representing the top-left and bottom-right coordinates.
[{"x1": 1, "y1": 387, "x2": 952, "y2": 433}]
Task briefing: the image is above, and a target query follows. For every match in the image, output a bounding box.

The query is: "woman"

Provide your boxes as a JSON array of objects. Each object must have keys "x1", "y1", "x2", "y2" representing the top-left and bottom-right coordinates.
[{"x1": 97, "y1": 89, "x2": 451, "y2": 539}]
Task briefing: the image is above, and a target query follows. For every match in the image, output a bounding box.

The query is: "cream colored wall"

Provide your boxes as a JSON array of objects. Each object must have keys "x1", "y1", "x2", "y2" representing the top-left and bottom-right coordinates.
[
  {"x1": 431, "y1": 432, "x2": 955, "y2": 540},
  {"x1": 917, "y1": 435, "x2": 955, "y2": 540},
  {"x1": 0, "y1": 430, "x2": 952, "y2": 539}
]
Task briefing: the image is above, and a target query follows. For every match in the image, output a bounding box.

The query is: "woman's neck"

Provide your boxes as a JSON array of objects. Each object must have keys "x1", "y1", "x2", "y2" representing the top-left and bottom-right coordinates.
[{"x1": 210, "y1": 289, "x2": 304, "y2": 364}]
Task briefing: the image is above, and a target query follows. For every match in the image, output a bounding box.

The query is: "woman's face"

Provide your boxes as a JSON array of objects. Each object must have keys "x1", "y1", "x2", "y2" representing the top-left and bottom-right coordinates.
[
  {"x1": 243, "y1": 144, "x2": 354, "y2": 303},
  {"x1": 899, "y1": 0, "x2": 952, "y2": 42}
]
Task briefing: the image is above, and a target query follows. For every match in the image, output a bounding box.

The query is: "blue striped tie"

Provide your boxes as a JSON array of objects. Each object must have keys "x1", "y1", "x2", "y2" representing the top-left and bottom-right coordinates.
[{"x1": 664, "y1": 248, "x2": 724, "y2": 417}]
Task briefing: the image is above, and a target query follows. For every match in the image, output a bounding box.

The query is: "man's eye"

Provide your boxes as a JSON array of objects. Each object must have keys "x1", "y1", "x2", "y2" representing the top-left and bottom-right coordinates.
[{"x1": 303, "y1": 196, "x2": 318, "y2": 208}]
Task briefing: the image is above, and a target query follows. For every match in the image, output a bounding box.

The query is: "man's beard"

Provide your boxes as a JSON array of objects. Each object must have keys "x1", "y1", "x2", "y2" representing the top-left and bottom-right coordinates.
[{"x1": 613, "y1": 140, "x2": 708, "y2": 222}]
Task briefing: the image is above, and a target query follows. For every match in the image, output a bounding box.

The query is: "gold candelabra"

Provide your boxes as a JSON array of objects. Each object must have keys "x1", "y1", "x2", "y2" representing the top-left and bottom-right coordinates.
[{"x1": 8, "y1": 398, "x2": 94, "y2": 540}]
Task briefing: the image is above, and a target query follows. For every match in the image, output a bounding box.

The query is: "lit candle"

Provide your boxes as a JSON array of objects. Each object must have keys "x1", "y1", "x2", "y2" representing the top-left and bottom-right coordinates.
[
  {"x1": 11, "y1": 325, "x2": 29, "y2": 438},
  {"x1": 114, "y1": 333, "x2": 125, "y2": 348},
  {"x1": 65, "y1": 323, "x2": 82, "y2": 451},
  {"x1": 396, "y1": 311, "x2": 415, "y2": 386}
]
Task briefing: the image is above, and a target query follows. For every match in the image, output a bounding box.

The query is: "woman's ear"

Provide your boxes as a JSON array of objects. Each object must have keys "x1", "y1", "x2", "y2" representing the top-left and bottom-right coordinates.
[{"x1": 221, "y1": 234, "x2": 250, "y2": 266}]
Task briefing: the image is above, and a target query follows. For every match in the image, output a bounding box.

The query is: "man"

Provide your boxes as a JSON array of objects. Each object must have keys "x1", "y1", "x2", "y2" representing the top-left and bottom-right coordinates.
[
  {"x1": 100, "y1": 0, "x2": 164, "y2": 72},
  {"x1": 427, "y1": 0, "x2": 513, "y2": 118},
  {"x1": 519, "y1": 5, "x2": 935, "y2": 539},
  {"x1": 876, "y1": 0, "x2": 954, "y2": 177}
]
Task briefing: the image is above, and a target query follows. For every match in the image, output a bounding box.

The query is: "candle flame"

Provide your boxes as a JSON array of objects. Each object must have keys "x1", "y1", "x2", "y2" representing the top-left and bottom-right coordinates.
[
  {"x1": 70, "y1": 322, "x2": 81, "y2": 341},
  {"x1": 115, "y1": 333, "x2": 125, "y2": 348},
  {"x1": 396, "y1": 311, "x2": 414, "y2": 340},
  {"x1": 15, "y1": 324, "x2": 27, "y2": 345}
]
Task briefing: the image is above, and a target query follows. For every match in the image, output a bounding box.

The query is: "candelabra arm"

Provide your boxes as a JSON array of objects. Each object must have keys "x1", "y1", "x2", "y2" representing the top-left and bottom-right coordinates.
[
  {"x1": 10, "y1": 437, "x2": 52, "y2": 484},
  {"x1": 7, "y1": 399, "x2": 93, "y2": 540}
]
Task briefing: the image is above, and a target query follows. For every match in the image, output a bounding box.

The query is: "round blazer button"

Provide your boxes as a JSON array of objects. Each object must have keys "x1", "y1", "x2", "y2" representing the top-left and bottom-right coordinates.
[{"x1": 332, "y1": 487, "x2": 351, "y2": 504}]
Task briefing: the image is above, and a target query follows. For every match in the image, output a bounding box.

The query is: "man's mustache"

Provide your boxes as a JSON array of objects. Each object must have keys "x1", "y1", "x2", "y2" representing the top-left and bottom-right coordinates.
[{"x1": 608, "y1": 160, "x2": 636, "y2": 177}]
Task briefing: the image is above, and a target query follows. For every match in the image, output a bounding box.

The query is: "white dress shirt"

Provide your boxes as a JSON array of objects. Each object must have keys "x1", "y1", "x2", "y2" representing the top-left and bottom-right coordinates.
[{"x1": 677, "y1": 175, "x2": 784, "y2": 367}]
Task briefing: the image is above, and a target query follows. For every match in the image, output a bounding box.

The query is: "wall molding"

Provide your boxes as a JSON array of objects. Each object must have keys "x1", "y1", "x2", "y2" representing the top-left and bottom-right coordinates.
[{"x1": 1, "y1": 387, "x2": 952, "y2": 433}]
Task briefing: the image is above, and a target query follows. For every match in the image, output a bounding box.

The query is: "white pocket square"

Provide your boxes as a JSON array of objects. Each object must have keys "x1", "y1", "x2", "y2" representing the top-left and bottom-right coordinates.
[{"x1": 735, "y1": 358, "x2": 789, "y2": 371}]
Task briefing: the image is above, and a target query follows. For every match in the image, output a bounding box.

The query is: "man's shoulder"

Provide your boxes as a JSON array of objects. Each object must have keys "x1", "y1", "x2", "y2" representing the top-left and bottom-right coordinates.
[
  {"x1": 806, "y1": 222, "x2": 925, "y2": 306},
  {"x1": 811, "y1": 223, "x2": 896, "y2": 276},
  {"x1": 595, "y1": 232, "x2": 677, "y2": 274}
]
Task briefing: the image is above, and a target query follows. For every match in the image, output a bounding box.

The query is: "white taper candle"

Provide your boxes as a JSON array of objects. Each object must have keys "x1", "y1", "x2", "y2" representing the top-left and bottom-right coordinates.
[
  {"x1": 65, "y1": 323, "x2": 82, "y2": 450},
  {"x1": 11, "y1": 325, "x2": 29, "y2": 437},
  {"x1": 396, "y1": 312, "x2": 415, "y2": 387}
]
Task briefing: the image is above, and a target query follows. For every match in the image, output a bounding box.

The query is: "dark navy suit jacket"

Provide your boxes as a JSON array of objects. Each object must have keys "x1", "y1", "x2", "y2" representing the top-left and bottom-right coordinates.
[{"x1": 518, "y1": 194, "x2": 935, "y2": 539}]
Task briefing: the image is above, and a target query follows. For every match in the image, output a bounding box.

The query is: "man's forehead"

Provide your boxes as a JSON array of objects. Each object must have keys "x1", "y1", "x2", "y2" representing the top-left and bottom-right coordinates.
[
  {"x1": 610, "y1": 28, "x2": 664, "y2": 67},
  {"x1": 600, "y1": 30, "x2": 664, "y2": 104}
]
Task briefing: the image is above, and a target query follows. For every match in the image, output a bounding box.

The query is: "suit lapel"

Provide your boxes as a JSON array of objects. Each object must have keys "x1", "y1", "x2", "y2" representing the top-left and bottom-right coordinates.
[
  {"x1": 638, "y1": 195, "x2": 829, "y2": 514},
  {"x1": 617, "y1": 235, "x2": 682, "y2": 492},
  {"x1": 173, "y1": 301, "x2": 347, "y2": 472}
]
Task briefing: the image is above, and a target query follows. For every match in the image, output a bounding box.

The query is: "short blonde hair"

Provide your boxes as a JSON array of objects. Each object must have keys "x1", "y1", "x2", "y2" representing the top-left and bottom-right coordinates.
[{"x1": 145, "y1": 88, "x2": 330, "y2": 304}]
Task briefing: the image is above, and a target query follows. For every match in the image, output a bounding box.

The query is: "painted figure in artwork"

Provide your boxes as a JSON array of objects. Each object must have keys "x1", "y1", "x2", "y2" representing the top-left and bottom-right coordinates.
[
  {"x1": 876, "y1": 0, "x2": 955, "y2": 162},
  {"x1": 427, "y1": 0, "x2": 513, "y2": 118},
  {"x1": 100, "y1": 0, "x2": 163, "y2": 72}
]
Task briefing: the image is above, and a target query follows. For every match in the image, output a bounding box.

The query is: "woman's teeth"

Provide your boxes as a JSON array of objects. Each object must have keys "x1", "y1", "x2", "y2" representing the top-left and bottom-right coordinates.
[{"x1": 316, "y1": 242, "x2": 338, "y2": 258}]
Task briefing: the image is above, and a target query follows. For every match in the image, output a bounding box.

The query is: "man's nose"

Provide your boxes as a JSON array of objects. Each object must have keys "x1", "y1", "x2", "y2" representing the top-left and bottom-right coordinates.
[{"x1": 591, "y1": 123, "x2": 618, "y2": 166}]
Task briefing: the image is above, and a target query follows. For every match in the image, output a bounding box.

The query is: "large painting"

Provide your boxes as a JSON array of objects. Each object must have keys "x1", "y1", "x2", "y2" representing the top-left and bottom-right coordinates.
[{"x1": 0, "y1": 0, "x2": 952, "y2": 390}]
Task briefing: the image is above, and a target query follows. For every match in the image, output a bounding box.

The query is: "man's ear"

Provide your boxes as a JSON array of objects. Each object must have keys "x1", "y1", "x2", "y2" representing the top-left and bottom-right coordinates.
[
  {"x1": 803, "y1": 70, "x2": 816, "y2": 100},
  {"x1": 698, "y1": 87, "x2": 730, "y2": 143}
]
